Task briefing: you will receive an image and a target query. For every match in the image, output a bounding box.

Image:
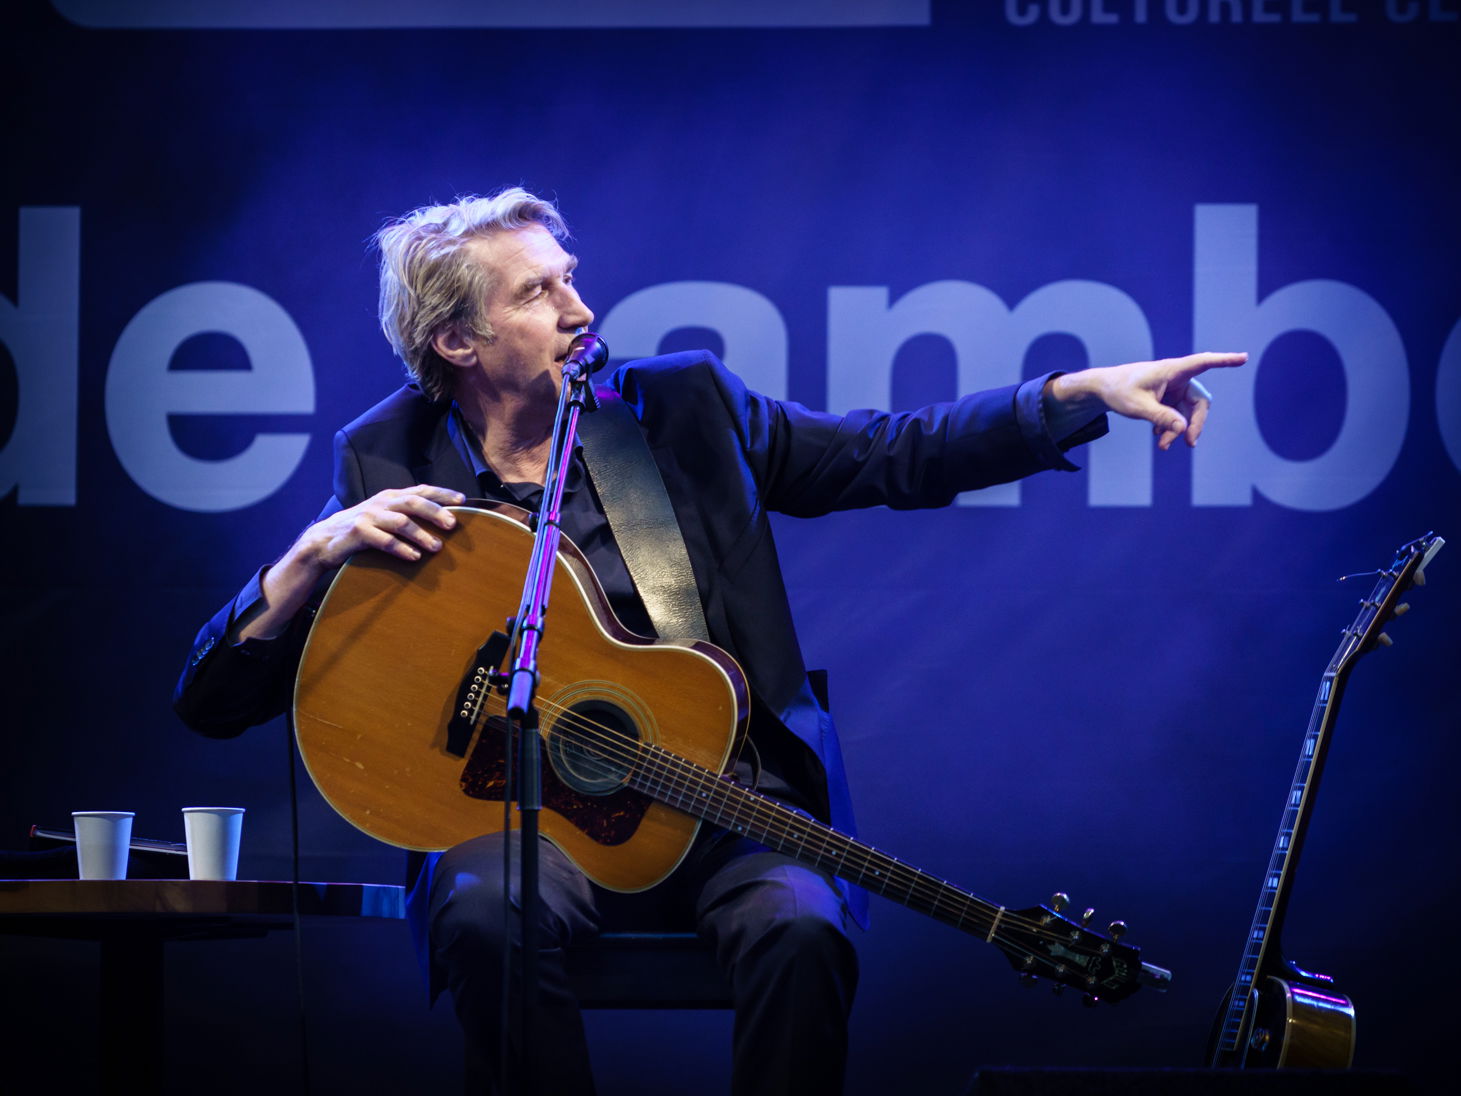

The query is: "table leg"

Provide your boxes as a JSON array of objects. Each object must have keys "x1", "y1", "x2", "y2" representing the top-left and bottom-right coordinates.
[{"x1": 99, "y1": 933, "x2": 164, "y2": 1090}]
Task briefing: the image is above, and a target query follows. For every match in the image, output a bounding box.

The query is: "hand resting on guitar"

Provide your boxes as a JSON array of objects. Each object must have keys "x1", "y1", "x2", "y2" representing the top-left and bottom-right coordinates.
[{"x1": 232, "y1": 485, "x2": 466, "y2": 642}]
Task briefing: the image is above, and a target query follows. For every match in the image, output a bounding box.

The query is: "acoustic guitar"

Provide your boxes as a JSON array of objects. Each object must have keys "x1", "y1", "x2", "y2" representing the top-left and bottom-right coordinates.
[
  {"x1": 294, "y1": 501, "x2": 1170, "y2": 1002},
  {"x1": 1207, "y1": 532, "x2": 1444, "y2": 1068}
]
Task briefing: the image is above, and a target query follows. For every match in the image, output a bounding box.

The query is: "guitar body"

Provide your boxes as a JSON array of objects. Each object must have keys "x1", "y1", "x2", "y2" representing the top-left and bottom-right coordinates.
[
  {"x1": 293, "y1": 503, "x2": 749, "y2": 892},
  {"x1": 1212, "y1": 972, "x2": 1356, "y2": 1069}
]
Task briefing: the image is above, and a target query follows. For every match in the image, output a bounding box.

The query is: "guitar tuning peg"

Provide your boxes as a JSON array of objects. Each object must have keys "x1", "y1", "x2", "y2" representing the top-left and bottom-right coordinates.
[
  {"x1": 1082, "y1": 994, "x2": 1100, "y2": 1008},
  {"x1": 1019, "y1": 973, "x2": 1038, "y2": 988},
  {"x1": 1394, "y1": 602, "x2": 1411, "y2": 615},
  {"x1": 1107, "y1": 920, "x2": 1127, "y2": 940},
  {"x1": 1051, "y1": 983, "x2": 1065, "y2": 996},
  {"x1": 1050, "y1": 892, "x2": 1069, "y2": 913},
  {"x1": 1377, "y1": 632, "x2": 1393, "y2": 647},
  {"x1": 1080, "y1": 908, "x2": 1095, "y2": 926}
]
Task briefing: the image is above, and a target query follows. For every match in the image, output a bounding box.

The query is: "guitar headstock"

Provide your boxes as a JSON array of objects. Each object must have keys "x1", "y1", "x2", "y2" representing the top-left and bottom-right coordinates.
[
  {"x1": 1332, "y1": 532, "x2": 1445, "y2": 674},
  {"x1": 992, "y1": 893, "x2": 1163, "y2": 1004}
]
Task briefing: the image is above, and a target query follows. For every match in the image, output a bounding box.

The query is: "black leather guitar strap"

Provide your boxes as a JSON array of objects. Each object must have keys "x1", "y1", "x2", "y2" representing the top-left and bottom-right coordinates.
[{"x1": 577, "y1": 387, "x2": 711, "y2": 643}]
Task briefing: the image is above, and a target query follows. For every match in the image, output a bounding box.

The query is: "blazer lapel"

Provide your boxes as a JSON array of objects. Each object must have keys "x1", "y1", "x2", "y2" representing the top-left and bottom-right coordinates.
[{"x1": 411, "y1": 410, "x2": 479, "y2": 497}]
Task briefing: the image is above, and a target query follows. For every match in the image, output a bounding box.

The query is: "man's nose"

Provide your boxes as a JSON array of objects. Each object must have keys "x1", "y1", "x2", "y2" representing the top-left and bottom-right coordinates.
[{"x1": 562, "y1": 286, "x2": 593, "y2": 330}]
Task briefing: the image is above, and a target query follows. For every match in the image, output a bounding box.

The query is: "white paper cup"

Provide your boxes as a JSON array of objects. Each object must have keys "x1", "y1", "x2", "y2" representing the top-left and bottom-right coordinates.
[
  {"x1": 182, "y1": 807, "x2": 245, "y2": 881},
  {"x1": 72, "y1": 811, "x2": 134, "y2": 880}
]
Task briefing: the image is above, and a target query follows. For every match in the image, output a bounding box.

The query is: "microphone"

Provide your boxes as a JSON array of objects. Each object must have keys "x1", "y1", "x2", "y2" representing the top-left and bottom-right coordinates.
[{"x1": 562, "y1": 332, "x2": 608, "y2": 381}]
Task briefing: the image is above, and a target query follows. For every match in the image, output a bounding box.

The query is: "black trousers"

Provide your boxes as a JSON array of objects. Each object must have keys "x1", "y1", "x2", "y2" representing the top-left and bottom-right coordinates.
[{"x1": 428, "y1": 828, "x2": 860, "y2": 1095}]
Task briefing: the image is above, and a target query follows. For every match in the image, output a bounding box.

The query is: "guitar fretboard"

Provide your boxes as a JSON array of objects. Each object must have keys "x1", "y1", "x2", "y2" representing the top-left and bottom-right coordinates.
[
  {"x1": 1214, "y1": 669, "x2": 1340, "y2": 1054},
  {"x1": 626, "y1": 737, "x2": 1009, "y2": 940}
]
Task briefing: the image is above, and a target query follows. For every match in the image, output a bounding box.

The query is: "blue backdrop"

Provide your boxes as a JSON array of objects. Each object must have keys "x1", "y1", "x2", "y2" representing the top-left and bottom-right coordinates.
[{"x1": 4, "y1": 1, "x2": 1459, "y2": 1092}]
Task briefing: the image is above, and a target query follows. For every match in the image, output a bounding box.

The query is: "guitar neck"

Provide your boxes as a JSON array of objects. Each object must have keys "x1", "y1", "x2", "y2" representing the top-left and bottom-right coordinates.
[
  {"x1": 1212, "y1": 668, "x2": 1347, "y2": 1058},
  {"x1": 1211, "y1": 532, "x2": 1443, "y2": 1064},
  {"x1": 627, "y1": 738, "x2": 1008, "y2": 940}
]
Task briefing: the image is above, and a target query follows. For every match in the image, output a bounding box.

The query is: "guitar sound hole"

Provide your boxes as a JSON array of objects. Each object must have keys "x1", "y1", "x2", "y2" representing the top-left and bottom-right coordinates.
[{"x1": 549, "y1": 699, "x2": 638, "y2": 796}]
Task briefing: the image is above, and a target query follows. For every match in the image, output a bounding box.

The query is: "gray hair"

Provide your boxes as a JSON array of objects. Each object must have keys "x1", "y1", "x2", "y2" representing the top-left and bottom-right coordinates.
[{"x1": 374, "y1": 188, "x2": 568, "y2": 401}]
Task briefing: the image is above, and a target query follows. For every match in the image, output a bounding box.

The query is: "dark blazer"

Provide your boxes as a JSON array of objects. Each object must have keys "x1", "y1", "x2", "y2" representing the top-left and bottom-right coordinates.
[{"x1": 175, "y1": 351, "x2": 1103, "y2": 923}]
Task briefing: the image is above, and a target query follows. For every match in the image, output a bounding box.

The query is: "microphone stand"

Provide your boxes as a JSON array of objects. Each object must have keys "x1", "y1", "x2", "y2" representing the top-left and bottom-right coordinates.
[{"x1": 502, "y1": 335, "x2": 602, "y2": 1095}]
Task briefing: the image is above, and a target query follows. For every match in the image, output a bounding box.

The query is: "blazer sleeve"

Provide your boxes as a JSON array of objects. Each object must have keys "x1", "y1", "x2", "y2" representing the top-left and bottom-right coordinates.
[
  {"x1": 173, "y1": 457, "x2": 351, "y2": 737},
  {"x1": 616, "y1": 351, "x2": 1106, "y2": 519},
  {"x1": 172, "y1": 567, "x2": 319, "y2": 737}
]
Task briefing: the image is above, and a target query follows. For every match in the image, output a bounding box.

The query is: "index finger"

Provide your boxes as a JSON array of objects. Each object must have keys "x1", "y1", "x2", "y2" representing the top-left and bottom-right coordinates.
[{"x1": 1170, "y1": 351, "x2": 1248, "y2": 379}]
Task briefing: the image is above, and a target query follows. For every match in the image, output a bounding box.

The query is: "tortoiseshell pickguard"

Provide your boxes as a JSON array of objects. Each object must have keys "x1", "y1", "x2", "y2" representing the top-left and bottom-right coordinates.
[{"x1": 458, "y1": 717, "x2": 649, "y2": 846}]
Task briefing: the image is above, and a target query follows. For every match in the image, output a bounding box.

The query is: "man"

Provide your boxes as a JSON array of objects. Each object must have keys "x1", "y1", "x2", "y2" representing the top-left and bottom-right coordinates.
[{"x1": 175, "y1": 187, "x2": 1245, "y2": 1094}]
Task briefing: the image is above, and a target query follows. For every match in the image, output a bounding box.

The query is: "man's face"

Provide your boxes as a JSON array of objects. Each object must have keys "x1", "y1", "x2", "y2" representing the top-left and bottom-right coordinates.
[{"x1": 462, "y1": 223, "x2": 594, "y2": 394}]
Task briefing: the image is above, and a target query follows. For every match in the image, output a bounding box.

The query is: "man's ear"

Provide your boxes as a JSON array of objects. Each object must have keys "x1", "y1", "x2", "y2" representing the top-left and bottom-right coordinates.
[{"x1": 432, "y1": 324, "x2": 478, "y2": 369}]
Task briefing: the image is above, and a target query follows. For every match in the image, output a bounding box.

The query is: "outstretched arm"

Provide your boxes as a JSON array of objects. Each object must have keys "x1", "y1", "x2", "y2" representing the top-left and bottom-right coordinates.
[{"x1": 1047, "y1": 351, "x2": 1247, "y2": 451}]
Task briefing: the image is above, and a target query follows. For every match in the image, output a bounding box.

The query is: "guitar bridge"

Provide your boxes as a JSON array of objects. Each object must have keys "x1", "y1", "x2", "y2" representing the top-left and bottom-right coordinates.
[{"x1": 445, "y1": 631, "x2": 511, "y2": 758}]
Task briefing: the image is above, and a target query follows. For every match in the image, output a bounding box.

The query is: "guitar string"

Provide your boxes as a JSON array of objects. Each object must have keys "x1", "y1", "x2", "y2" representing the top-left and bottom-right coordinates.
[
  {"x1": 482, "y1": 688, "x2": 988, "y2": 924},
  {"x1": 497, "y1": 691, "x2": 1063, "y2": 946},
  {"x1": 549, "y1": 704, "x2": 1112, "y2": 984},
  {"x1": 469, "y1": 689, "x2": 1114, "y2": 975}
]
